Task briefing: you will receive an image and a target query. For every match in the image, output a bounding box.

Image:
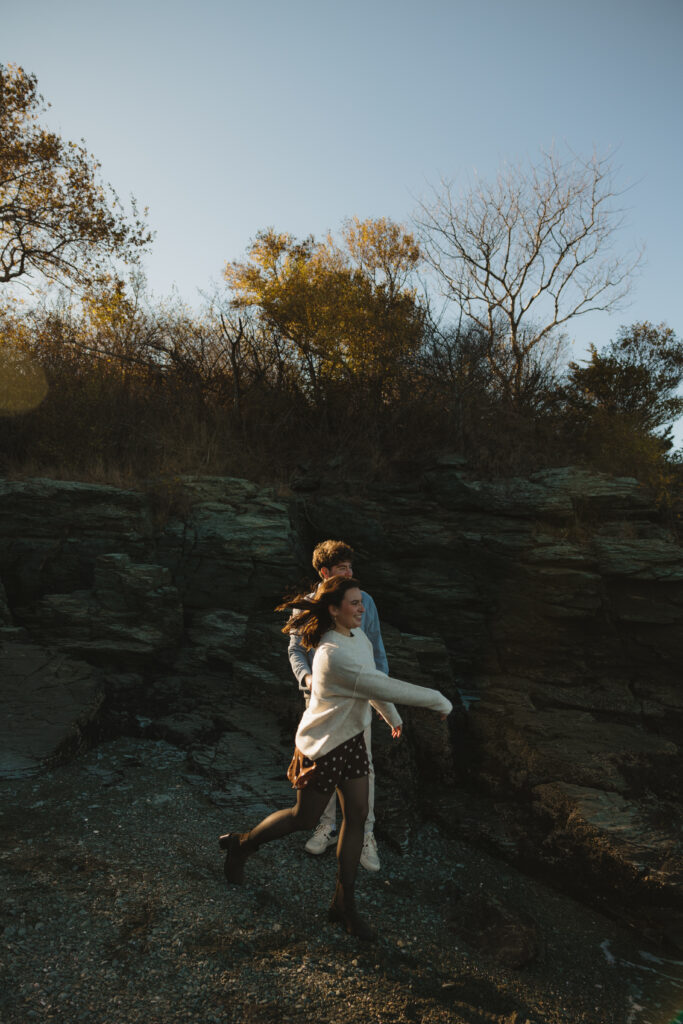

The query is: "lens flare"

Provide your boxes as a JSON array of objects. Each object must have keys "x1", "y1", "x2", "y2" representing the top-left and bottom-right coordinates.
[{"x1": 0, "y1": 345, "x2": 48, "y2": 415}]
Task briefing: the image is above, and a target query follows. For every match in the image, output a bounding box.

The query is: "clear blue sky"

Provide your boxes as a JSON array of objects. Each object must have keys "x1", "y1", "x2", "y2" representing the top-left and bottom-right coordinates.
[{"x1": 4, "y1": 0, "x2": 683, "y2": 366}]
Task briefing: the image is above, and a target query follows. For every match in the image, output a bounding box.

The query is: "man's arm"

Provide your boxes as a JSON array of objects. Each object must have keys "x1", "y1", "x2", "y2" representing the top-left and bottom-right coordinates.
[
  {"x1": 288, "y1": 631, "x2": 314, "y2": 690},
  {"x1": 360, "y1": 592, "x2": 389, "y2": 674}
]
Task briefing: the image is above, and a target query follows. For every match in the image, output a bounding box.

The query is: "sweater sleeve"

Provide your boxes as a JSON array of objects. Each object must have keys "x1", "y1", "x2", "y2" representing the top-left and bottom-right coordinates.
[
  {"x1": 369, "y1": 698, "x2": 402, "y2": 730},
  {"x1": 288, "y1": 631, "x2": 314, "y2": 689},
  {"x1": 316, "y1": 646, "x2": 453, "y2": 717}
]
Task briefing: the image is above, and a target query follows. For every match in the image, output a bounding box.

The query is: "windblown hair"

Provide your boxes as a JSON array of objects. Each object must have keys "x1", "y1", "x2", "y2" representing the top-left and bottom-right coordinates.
[
  {"x1": 277, "y1": 575, "x2": 360, "y2": 650},
  {"x1": 311, "y1": 539, "x2": 355, "y2": 577}
]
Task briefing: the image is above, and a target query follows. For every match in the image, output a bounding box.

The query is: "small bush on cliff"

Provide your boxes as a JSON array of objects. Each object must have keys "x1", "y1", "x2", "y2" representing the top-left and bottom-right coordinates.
[
  {"x1": 564, "y1": 322, "x2": 683, "y2": 443},
  {"x1": 560, "y1": 322, "x2": 683, "y2": 516}
]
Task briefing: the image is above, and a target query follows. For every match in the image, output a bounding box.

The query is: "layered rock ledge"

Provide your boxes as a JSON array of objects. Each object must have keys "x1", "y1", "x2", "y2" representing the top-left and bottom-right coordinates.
[{"x1": 0, "y1": 466, "x2": 681, "y2": 947}]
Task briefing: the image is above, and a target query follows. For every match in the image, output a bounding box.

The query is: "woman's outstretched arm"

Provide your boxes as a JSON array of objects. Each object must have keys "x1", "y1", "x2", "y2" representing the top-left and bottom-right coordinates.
[{"x1": 315, "y1": 648, "x2": 453, "y2": 717}]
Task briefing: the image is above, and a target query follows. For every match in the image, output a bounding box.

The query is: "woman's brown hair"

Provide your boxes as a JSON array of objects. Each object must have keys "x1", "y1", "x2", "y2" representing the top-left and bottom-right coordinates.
[{"x1": 277, "y1": 576, "x2": 360, "y2": 650}]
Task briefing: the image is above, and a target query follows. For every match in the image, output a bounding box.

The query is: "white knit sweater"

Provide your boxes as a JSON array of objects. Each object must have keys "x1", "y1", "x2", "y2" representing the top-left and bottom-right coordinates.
[{"x1": 294, "y1": 628, "x2": 453, "y2": 759}]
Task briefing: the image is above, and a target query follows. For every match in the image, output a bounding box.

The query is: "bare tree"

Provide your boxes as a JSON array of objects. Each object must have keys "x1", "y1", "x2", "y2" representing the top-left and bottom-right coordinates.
[
  {"x1": 219, "y1": 311, "x2": 245, "y2": 423},
  {"x1": 415, "y1": 149, "x2": 642, "y2": 400}
]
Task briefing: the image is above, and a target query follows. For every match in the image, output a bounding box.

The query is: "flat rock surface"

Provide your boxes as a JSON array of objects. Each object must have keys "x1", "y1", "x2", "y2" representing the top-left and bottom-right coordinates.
[
  {"x1": 0, "y1": 644, "x2": 104, "y2": 779},
  {"x1": 1, "y1": 736, "x2": 682, "y2": 1024}
]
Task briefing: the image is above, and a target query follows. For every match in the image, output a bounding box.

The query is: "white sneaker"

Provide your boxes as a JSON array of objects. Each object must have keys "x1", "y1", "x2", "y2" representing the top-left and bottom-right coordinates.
[
  {"x1": 305, "y1": 823, "x2": 338, "y2": 855},
  {"x1": 360, "y1": 832, "x2": 380, "y2": 872}
]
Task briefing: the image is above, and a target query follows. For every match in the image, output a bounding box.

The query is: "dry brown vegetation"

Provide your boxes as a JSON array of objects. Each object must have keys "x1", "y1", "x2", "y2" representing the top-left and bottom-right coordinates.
[{"x1": 0, "y1": 283, "x2": 681, "y2": 528}]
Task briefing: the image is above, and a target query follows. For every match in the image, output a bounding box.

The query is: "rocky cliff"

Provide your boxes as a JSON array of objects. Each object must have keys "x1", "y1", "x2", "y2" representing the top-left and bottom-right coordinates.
[{"x1": 1, "y1": 466, "x2": 681, "y2": 947}]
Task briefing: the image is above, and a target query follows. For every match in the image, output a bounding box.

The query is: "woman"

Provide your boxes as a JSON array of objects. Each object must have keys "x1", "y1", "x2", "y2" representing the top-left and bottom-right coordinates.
[{"x1": 218, "y1": 575, "x2": 452, "y2": 941}]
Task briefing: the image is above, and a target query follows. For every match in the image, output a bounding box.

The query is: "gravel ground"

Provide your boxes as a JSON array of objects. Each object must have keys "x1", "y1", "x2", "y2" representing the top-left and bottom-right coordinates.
[{"x1": 1, "y1": 736, "x2": 682, "y2": 1024}]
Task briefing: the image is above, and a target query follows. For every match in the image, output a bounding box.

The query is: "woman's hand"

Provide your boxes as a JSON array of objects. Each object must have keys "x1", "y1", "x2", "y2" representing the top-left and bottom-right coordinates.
[{"x1": 391, "y1": 725, "x2": 402, "y2": 739}]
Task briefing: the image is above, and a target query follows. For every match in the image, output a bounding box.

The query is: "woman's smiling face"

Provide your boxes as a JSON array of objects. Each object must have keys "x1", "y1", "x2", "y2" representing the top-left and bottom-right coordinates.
[{"x1": 331, "y1": 586, "x2": 364, "y2": 633}]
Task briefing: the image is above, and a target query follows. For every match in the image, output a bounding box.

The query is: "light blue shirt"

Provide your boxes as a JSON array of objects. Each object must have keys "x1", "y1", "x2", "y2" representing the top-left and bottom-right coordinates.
[{"x1": 288, "y1": 589, "x2": 389, "y2": 690}]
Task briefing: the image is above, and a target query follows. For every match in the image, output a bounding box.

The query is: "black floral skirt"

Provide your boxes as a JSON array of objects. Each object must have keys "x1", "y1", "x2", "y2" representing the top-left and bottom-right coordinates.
[{"x1": 286, "y1": 731, "x2": 369, "y2": 795}]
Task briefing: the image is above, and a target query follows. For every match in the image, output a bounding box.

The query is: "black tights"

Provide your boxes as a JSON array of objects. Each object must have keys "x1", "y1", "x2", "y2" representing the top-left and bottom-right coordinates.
[{"x1": 246, "y1": 775, "x2": 369, "y2": 892}]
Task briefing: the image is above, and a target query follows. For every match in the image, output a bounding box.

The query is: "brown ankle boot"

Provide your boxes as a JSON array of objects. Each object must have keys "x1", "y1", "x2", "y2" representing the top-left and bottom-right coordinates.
[
  {"x1": 218, "y1": 832, "x2": 254, "y2": 885},
  {"x1": 328, "y1": 878, "x2": 376, "y2": 941}
]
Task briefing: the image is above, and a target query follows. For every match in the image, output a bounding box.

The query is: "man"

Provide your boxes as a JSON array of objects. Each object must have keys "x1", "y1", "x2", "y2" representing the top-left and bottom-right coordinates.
[{"x1": 288, "y1": 539, "x2": 390, "y2": 872}]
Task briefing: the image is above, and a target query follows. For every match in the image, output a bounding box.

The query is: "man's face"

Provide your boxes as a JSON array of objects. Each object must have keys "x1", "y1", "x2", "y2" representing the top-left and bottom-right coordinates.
[{"x1": 321, "y1": 560, "x2": 353, "y2": 580}]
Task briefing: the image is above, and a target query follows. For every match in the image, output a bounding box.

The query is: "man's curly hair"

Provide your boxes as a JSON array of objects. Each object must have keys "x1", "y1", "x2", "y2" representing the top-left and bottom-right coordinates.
[{"x1": 311, "y1": 539, "x2": 355, "y2": 577}]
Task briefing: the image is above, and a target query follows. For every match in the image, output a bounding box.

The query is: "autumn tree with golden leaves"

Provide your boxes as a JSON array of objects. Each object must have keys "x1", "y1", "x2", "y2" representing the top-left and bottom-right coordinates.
[
  {"x1": 223, "y1": 218, "x2": 424, "y2": 403},
  {"x1": 0, "y1": 64, "x2": 152, "y2": 288}
]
